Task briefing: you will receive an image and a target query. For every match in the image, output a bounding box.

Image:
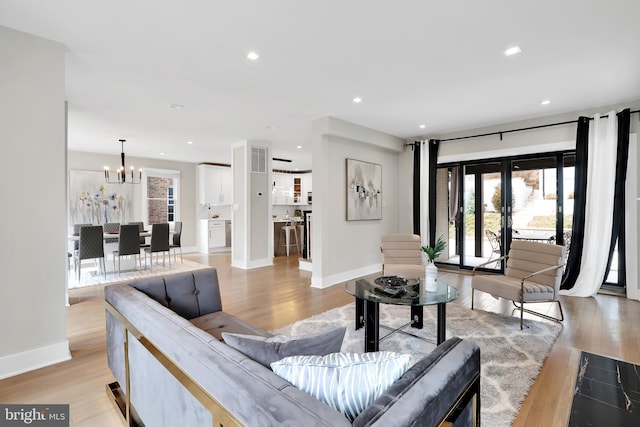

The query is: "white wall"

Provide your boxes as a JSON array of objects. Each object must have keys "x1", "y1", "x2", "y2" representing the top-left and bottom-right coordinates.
[
  {"x1": 67, "y1": 151, "x2": 198, "y2": 251},
  {"x1": 311, "y1": 117, "x2": 405, "y2": 288},
  {"x1": 0, "y1": 26, "x2": 70, "y2": 378},
  {"x1": 434, "y1": 100, "x2": 640, "y2": 162}
]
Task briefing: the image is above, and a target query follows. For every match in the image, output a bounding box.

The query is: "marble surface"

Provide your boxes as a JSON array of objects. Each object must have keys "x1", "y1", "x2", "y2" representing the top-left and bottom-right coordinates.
[{"x1": 568, "y1": 352, "x2": 640, "y2": 426}]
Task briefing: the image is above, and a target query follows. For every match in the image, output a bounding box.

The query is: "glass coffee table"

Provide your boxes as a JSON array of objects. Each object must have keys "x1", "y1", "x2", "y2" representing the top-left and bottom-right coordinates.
[{"x1": 344, "y1": 277, "x2": 459, "y2": 352}]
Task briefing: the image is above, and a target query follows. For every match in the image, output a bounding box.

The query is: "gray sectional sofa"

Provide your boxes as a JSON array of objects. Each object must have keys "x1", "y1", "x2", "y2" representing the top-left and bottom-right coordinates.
[{"x1": 105, "y1": 268, "x2": 481, "y2": 426}]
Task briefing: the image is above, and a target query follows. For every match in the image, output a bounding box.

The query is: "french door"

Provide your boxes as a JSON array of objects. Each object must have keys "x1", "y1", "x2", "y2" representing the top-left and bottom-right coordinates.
[{"x1": 437, "y1": 153, "x2": 571, "y2": 272}]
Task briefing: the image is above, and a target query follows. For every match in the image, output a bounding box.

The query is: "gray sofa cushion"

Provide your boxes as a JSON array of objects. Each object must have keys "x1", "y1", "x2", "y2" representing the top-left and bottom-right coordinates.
[
  {"x1": 129, "y1": 268, "x2": 223, "y2": 319},
  {"x1": 222, "y1": 327, "x2": 346, "y2": 367},
  {"x1": 191, "y1": 311, "x2": 273, "y2": 341}
]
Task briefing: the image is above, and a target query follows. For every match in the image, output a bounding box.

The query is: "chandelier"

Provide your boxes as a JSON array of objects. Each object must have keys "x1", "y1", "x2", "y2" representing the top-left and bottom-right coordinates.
[{"x1": 104, "y1": 139, "x2": 141, "y2": 184}]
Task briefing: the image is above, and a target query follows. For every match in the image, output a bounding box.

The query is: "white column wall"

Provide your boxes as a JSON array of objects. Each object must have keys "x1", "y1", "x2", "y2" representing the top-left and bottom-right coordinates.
[
  {"x1": 0, "y1": 26, "x2": 69, "y2": 378},
  {"x1": 231, "y1": 141, "x2": 273, "y2": 269},
  {"x1": 311, "y1": 117, "x2": 405, "y2": 288}
]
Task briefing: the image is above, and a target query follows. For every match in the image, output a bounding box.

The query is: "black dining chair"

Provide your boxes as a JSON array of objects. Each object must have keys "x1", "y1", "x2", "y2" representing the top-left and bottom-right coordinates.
[
  {"x1": 72, "y1": 223, "x2": 92, "y2": 273},
  {"x1": 103, "y1": 222, "x2": 120, "y2": 245},
  {"x1": 112, "y1": 224, "x2": 141, "y2": 275},
  {"x1": 128, "y1": 221, "x2": 147, "y2": 246},
  {"x1": 170, "y1": 221, "x2": 183, "y2": 263},
  {"x1": 144, "y1": 223, "x2": 170, "y2": 272},
  {"x1": 77, "y1": 225, "x2": 106, "y2": 280}
]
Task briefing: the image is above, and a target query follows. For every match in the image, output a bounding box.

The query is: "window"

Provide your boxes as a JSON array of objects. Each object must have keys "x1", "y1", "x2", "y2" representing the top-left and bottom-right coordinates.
[{"x1": 143, "y1": 169, "x2": 180, "y2": 225}]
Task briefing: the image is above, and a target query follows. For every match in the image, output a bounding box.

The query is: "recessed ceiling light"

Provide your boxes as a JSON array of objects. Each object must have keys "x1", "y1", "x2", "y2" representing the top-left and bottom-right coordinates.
[
  {"x1": 159, "y1": 152, "x2": 165, "y2": 156},
  {"x1": 187, "y1": 140, "x2": 193, "y2": 145},
  {"x1": 247, "y1": 52, "x2": 259, "y2": 61},
  {"x1": 296, "y1": 145, "x2": 302, "y2": 149},
  {"x1": 419, "y1": 124, "x2": 426, "y2": 129},
  {"x1": 265, "y1": 125, "x2": 277, "y2": 130},
  {"x1": 167, "y1": 103, "x2": 184, "y2": 109},
  {"x1": 353, "y1": 97, "x2": 362, "y2": 103},
  {"x1": 540, "y1": 100, "x2": 551, "y2": 106},
  {"x1": 503, "y1": 46, "x2": 522, "y2": 56}
]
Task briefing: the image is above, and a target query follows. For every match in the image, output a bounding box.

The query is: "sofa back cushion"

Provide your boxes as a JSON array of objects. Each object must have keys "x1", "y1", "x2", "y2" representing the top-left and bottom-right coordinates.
[
  {"x1": 129, "y1": 268, "x2": 222, "y2": 319},
  {"x1": 222, "y1": 327, "x2": 346, "y2": 367}
]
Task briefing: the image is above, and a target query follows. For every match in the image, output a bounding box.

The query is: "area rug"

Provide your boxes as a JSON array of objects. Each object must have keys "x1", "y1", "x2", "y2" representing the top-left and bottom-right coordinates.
[
  {"x1": 68, "y1": 259, "x2": 209, "y2": 289},
  {"x1": 274, "y1": 303, "x2": 562, "y2": 427},
  {"x1": 568, "y1": 351, "x2": 640, "y2": 427}
]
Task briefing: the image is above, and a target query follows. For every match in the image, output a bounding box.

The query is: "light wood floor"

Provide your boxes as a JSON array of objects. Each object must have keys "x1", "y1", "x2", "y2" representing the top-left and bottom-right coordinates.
[{"x1": 1, "y1": 253, "x2": 639, "y2": 426}]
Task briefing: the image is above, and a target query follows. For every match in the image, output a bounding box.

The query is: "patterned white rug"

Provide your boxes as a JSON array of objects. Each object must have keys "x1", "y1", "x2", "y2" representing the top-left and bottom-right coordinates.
[
  {"x1": 274, "y1": 302, "x2": 561, "y2": 427},
  {"x1": 68, "y1": 258, "x2": 209, "y2": 289}
]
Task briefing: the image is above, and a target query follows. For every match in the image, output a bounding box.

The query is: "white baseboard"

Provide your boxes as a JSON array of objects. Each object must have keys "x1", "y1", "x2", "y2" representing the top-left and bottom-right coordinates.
[
  {"x1": 311, "y1": 263, "x2": 382, "y2": 289},
  {"x1": 231, "y1": 257, "x2": 273, "y2": 270},
  {"x1": 0, "y1": 341, "x2": 71, "y2": 380},
  {"x1": 298, "y1": 258, "x2": 312, "y2": 272}
]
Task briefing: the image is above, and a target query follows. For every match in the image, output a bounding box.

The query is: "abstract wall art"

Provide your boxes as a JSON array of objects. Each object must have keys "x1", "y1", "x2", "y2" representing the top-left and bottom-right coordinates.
[
  {"x1": 346, "y1": 158, "x2": 382, "y2": 220},
  {"x1": 69, "y1": 170, "x2": 133, "y2": 227}
]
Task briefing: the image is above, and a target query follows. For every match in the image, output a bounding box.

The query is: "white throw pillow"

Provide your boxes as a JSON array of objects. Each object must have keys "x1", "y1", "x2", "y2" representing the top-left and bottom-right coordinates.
[{"x1": 271, "y1": 351, "x2": 411, "y2": 421}]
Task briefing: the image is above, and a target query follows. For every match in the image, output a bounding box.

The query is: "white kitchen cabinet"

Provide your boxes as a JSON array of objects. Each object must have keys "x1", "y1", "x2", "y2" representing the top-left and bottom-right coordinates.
[
  {"x1": 300, "y1": 173, "x2": 312, "y2": 204},
  {"x1": 272, "y1": 172, "x2": 293, "y2": 204},
  {"x1": 199, "y1": 165, "x2": 232, "y2": 205},
  {"x1": 208, "y1": 220, "x2": 226, "y2": 249},
  {"x1": 272, "y1": 172, "x2": 312, "y2": 205}
]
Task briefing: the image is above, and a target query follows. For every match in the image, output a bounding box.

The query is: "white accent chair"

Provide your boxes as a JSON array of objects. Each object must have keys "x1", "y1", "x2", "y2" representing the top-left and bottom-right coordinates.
[
  {"x1": 471, "y1": 240, "x2": 565, "y2": 329},
  {"x1": 380, "y1": 234, "x2": 424, "y2": 279}
]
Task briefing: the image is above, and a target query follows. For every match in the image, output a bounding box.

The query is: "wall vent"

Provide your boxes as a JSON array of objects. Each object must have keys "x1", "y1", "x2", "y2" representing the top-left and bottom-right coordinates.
[{"x1": 251, "y1": 147, "x2": 267, "y2": 173}]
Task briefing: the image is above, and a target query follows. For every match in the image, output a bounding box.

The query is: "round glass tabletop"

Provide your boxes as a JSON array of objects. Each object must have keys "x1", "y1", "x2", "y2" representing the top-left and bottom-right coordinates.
[{"x1": 344, "y1": 277, "x2": 459, "y2": 307}]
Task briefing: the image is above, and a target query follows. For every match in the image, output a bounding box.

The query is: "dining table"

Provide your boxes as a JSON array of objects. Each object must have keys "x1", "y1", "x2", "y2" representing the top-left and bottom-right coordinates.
[{"x1": 68, "y1": 230, "x2": 152, "y2": 241}]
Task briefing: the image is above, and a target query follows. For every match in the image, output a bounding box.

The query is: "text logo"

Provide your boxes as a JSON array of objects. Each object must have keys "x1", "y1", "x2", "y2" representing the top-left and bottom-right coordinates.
[{"x1": 0, "y1": 405, "x2": 69, "y2": 426}]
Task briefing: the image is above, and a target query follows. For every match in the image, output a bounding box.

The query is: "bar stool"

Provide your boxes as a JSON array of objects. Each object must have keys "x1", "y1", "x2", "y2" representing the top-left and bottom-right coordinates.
[{"x1": 279, "y1": 221, "x2": 299, "y2": 256}]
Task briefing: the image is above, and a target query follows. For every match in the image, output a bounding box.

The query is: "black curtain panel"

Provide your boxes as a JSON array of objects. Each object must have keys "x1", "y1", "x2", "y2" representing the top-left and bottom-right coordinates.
[
  {"x1": 412, "y1": 142, "x2": 421, "y2": 236},
  {"x1": 561, "y1": 117, "x2": 590, "y2": 290},
  {"x1": 428, "y1": 139, "x2": 440, "y2": 246},
  {"x1": 603, "y1": 109, "x2": 630, "y2": 285}
]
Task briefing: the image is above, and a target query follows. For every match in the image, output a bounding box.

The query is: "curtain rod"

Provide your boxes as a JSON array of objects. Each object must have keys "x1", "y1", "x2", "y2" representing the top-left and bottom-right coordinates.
[{"x1": 406, "y1": 109, "x2": 639, "y2": 146}]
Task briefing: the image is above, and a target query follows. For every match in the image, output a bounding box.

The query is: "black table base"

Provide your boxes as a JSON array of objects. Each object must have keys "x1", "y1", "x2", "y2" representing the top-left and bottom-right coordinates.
[{"x1": 354, "y1": 297, "x2": 447, "y2": 352}]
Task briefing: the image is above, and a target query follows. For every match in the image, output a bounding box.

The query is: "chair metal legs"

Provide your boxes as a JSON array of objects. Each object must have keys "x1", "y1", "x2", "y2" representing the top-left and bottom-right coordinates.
[
  {"x1": 114, "y1": 254, "x2": 140, "y2": 276},
  {"x1": 145, "y1": 250, "x2": 170, "y2": 272},
  {"x1": 512, "y1": 300, "x2": 564, "y2": 330},
  {"x1": 172, "y1": 247, "x2": 183, "y2": 263},
  {"x1": 77, "y1": 257, "x2": 106, "y2": 281},
  {"x1": 471, "y1": 288, "x2": 563, "y2": 330}
]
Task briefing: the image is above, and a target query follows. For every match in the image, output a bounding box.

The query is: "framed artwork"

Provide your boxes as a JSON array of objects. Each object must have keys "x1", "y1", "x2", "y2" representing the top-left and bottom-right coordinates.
[
  {"x1": 69, "y1": 170, "x2": 133, "y2": 226},
  {"x1": 346, "y1": 158, "x2": 382, "y2": 220}
]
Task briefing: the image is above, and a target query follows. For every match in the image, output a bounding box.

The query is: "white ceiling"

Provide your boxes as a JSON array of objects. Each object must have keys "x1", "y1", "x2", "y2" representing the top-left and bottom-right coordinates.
[{"x1": 2, "y1": 1, "x2": 640, "y2": 170}]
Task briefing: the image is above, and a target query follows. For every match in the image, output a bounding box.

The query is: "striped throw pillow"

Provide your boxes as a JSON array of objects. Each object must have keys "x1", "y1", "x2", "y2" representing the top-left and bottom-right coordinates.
[{"x1": 271, "y1": 351, "x2": 411, "y2": 421}]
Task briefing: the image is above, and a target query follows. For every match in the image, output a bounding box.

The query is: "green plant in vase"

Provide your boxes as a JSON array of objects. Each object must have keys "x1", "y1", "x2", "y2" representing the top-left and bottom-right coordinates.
[
  {"x1": 421, "y1": 235, "x2": 446, "y2": 291},
  {"x1": 421, "y1": 235, "x2": 446, "y2": 263}
]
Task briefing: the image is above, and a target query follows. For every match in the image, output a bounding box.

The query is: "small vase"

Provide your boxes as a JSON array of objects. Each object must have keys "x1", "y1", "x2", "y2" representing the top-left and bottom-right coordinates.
[{"x1": 425, "y1": 262, "x2": 438, "y2": 292}]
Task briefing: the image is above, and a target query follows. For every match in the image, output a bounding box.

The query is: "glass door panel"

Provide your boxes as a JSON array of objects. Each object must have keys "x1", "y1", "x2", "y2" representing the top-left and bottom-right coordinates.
[
  {"x1": 510, "y1": 157, "x2": 558, "y2": 245},
  {"x1": 462, "y1": 162, "x2": 502, "y2": 270},
  {"x1": 436, "y1": 167, "x2": 460, "y2": 266}
]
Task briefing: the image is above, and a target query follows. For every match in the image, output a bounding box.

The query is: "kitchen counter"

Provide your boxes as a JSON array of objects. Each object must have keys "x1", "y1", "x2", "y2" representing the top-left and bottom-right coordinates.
[{"x1": 272, "y1": 217, "x2": 303, "y2": 223}]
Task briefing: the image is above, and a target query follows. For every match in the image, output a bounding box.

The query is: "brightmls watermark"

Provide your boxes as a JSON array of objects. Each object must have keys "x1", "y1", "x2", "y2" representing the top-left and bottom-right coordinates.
[{"x1": 0, "y1": 405, "x2": 68, "y2": 426}]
